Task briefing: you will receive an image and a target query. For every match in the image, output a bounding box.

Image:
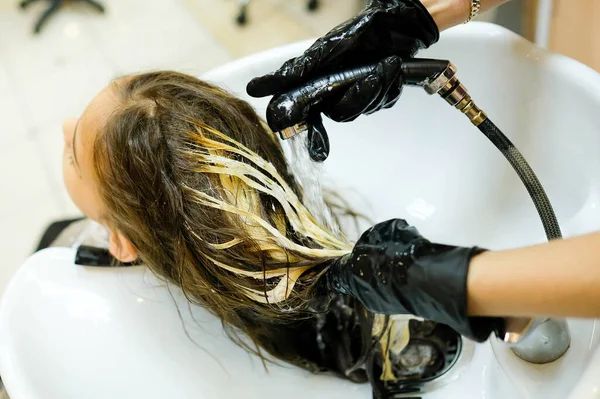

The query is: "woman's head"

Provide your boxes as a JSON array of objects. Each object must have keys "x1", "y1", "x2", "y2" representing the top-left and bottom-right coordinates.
[
  {"x1": 62, "y1": 71, "x2": 352, "y2": 357},
  {"x1": 63, "y1": 80, "x2": 131, "y2": 258}
]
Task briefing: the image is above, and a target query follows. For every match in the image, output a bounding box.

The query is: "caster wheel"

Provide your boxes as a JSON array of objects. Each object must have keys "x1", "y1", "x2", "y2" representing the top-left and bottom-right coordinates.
[
  {"x1": 236, "y1": 11, "x2": 247, "y2": 25},
  {"x1": 307, "y1": 0, "x2": 319, "y2": 11}
]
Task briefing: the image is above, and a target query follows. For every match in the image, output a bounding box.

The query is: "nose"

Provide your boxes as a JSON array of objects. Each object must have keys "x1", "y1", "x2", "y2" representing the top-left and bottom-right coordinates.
[{"x1": 62, "y1": 118, "x2": 77, "y2": 147}]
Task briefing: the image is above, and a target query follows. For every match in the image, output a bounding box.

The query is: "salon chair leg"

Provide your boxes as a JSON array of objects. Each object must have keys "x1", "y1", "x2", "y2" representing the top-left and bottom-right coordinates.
[
  {"x1": 19, "y1": 0, "x2": 39, "y2": 9},
  {"x1": 22, "y1": 0, "x2": 106, "y2": 34},
  {"x1": 33, "y1": 1, "x2": 61, "y2": 34},
  {"x1": 81, "y1": 0, "x2": 105, "y2": 13},
  {"x1": 236, "y1": 0, "x2": 249, "y2": 25}
]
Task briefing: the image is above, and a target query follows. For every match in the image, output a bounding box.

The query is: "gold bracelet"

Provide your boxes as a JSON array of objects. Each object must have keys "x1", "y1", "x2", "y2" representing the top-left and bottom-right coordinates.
[{"x1": 465, "y1": 0, "x2": 481, "y2": 23}]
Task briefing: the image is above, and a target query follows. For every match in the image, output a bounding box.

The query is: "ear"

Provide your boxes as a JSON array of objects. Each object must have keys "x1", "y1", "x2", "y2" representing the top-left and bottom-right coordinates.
[{"x1": 108, "y1": 230, "x2": 138, "y2": 263}]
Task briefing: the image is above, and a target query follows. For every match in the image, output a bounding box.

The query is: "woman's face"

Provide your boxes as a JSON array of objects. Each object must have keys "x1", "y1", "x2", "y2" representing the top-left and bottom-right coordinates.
[{"x1": 62, "y1": 81, "x2": 137, "y2": 262}]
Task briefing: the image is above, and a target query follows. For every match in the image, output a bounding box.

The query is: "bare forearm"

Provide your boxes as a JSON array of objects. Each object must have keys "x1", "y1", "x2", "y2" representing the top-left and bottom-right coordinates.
[
  {"x1": 467, "y1": 232, "x2": 600, "y2": 318},
  {"x1": 420, "y1": 0, "x2": 511, "y2": 31}
]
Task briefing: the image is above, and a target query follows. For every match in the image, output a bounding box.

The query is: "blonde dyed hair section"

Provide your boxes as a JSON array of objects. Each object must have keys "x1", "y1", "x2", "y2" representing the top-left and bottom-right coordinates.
[
  {"x1": 93, "y1": 71, "x2": 352, "y2": 329},
  {"x1": 92, "y1": 70, "x2": 405, "y2": 382},
  {"x1": 180, "y1": 122, "x2": 351, "y2": 303}
]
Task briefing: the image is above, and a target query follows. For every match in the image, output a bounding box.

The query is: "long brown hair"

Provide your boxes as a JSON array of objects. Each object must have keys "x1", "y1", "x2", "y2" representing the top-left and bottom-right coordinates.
[{"x1": 91, "y1": 71, "x2": 372, "y2": 375}]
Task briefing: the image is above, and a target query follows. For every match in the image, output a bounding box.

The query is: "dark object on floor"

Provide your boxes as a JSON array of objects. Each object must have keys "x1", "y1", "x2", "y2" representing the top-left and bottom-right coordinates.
[
  {"x1": 19, "y1": 0, "x2": 105, "y2": 34},
  {"x1": 236, "y1": 0, "x2": 320, "y2": 26}
]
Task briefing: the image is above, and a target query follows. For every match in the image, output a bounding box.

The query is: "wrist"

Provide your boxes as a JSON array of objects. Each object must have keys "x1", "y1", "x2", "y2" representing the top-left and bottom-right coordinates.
[
  {"x1": 420, "y1": 0, "x2": 471, "y2": 31},
  {"x1": 413, "y1": 244, "x2": 497, "y2": 341},
  {"x1": 465, "y1": 248, "x2": 487, "y2": 316}
]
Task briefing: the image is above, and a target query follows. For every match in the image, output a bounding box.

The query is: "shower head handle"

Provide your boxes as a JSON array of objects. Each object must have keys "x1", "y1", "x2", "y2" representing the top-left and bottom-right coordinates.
[{"x1": 270, "y1": 58, "x2": 452, "y2": 139}]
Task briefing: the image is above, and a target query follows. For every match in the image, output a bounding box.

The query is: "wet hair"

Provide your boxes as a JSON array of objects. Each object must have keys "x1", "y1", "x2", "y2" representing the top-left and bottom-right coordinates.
[
  {"x1": 91, "y1": 72, "x2": 404, "y2": 389},
  {"x1": 93, "y1": 72, "x2": 358, "y2": 365}
]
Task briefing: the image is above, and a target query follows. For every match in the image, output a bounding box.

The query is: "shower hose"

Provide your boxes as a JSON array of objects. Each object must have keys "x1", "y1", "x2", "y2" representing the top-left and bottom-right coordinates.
[
  {"x1": 269, "y1": 60, "x2": 563, "y2": 399},
  {"x1": 476, "y1": 117, "x2": 561, "y2": 240},
  {"x1": 268, "y1": 60, "x2": 563, "y2": 241}
]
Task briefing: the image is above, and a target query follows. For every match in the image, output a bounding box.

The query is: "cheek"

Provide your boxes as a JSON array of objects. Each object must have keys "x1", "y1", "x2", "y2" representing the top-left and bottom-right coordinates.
[
  {"x1": 62, "y1": 149, "x2": 81, "y2": 209},
  {"x1": 62, "y1": 149, "x2": 94, "y2": 219},
  {"x1": 62, "y1": 155, "x2": 105, "y2": 223}
]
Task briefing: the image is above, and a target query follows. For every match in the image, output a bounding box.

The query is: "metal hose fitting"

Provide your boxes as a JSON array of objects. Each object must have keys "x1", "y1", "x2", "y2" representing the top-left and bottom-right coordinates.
[
  {"x1": 280, "y1": 122, "x2": 308, "y2": 139},
  {"x1": 422, "y1": 62, "x2": 569, "y2": 364},
  {"x1": 424, "y1": 63, "x2": 487, "y2": 126}
]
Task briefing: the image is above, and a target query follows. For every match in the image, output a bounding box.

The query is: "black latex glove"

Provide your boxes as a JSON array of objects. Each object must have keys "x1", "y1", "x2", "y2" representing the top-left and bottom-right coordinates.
[
  {"x1": 322, "y1": 219, "x2": 505, "y2": 342},
  {"x1": 246, "y1": 0, "x2": 439, "y2": 161}
]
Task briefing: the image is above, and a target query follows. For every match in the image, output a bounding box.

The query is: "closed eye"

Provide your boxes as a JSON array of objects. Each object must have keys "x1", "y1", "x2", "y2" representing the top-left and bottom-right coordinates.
[{"x1": 67, "y1": 148, "x2": 75, "y2": 166}]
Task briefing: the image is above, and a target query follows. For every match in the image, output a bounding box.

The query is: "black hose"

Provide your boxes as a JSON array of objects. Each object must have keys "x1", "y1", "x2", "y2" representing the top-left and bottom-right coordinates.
[{"x1": 477, "y1": 118, "x2": 562, "y2": 240}]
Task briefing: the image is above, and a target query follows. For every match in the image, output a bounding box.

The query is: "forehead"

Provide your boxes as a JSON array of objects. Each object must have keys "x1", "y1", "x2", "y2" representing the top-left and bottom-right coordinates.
[
  {"x1": 75, "y1": 82, "x2": 125, "y2": 167},
  {"x1": 80, "y1": 82, "x2": 122, "y2": 134}
]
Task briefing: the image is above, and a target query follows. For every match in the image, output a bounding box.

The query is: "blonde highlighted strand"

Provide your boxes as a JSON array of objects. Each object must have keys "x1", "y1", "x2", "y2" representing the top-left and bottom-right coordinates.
[
  {"x1": 180, "y1": 122, "x2": 351, "y2": 304},
  {"x1": 91, "y1": 71, "x2": 388, "y2": 382}
]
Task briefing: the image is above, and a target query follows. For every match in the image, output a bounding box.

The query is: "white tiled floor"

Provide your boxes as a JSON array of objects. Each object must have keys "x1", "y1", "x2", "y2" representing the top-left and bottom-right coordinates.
[
  {"x1": 0, "y1": 0, "x2": 236, "y2": 295},
  {"x1": 0, "y1": 0, "x2": 361, "y2": 298}
]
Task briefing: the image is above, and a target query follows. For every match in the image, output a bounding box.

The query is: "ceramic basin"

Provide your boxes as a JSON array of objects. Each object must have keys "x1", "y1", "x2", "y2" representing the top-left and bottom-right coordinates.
[{"x1": 2, "y1": 22, "x2": 600, "y2": 399}]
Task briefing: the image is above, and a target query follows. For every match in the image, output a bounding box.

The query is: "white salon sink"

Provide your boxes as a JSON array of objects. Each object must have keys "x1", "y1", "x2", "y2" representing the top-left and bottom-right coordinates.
[{"x1": 2, "y1": 22, "x2": 600, "y2": 399}]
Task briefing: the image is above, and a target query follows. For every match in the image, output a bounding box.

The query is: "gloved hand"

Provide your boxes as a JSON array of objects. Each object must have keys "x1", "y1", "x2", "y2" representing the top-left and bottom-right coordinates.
[
  {"x1": 321, "y1": 219, "x2": 505, "y2": 342},
  {"x1": 246, "y1": 0, "x2": 439, "y2": 161}
]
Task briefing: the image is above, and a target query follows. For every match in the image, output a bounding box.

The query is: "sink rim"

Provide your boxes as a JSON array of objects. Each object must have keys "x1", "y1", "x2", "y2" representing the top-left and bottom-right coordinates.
[
  {"x1": 2, "y1": 21, "x2": 600, "y2": 399},
  {"x1": 202, "y1": 22, "x2": 600, "y2": 98}
]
